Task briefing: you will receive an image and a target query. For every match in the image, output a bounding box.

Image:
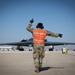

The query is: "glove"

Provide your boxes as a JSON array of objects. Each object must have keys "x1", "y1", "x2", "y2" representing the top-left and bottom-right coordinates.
[
  {"x1": 59, "y1": 34, "x2": 63, "y2": 38},
  {"x1": 30, "y1": 18, "x2": 34, "y2": 23}
]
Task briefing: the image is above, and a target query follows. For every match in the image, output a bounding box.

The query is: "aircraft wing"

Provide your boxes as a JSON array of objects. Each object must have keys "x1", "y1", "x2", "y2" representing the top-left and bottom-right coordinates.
[
  {"x1": 45, "y1": 41, "x2": 75, "y2": 46},
  {"x1": 0, "y1": 41, "x2": 33, "y2": 46},
  {"x1": 0, "y1": 41, "x2": 75, "y2": 46}
]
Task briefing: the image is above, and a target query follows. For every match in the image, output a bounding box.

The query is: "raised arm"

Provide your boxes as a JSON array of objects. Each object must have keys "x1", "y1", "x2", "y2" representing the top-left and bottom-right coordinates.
[
  {"x1": 46, "y1": 30, "x2": 62, "y2": 38},
  {"x1": 26, "y1": 19, "x2": 34, "y2": 33}
]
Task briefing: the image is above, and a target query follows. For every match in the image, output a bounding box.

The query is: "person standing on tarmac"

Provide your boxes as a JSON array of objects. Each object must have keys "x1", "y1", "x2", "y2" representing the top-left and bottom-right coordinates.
[{"x1": 26, "y1": 19, "x2": 62, "y2": 73}]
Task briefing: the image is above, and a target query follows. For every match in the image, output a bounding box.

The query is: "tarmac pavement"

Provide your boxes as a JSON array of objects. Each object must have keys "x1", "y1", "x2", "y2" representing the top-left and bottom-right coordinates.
[{"x1": 0, "y1": 51, "x2": 75, "y2": 75}]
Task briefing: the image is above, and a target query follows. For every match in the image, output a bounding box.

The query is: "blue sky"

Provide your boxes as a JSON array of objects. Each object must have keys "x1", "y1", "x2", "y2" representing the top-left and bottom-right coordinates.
[{"x1": 0, "y1": 0, "x2": 75, "y2": 49}]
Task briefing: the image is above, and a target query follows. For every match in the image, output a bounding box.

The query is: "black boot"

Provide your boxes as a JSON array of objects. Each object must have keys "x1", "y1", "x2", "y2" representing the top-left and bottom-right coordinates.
[{"x1": 39, "y1": 67, "x2": 41, "y2": 71}]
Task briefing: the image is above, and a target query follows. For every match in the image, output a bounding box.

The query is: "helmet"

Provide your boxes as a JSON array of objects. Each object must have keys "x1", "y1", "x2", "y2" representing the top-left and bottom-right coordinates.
[{"x1": 36, "y1": 23, "x2": 44, "y2": 29}]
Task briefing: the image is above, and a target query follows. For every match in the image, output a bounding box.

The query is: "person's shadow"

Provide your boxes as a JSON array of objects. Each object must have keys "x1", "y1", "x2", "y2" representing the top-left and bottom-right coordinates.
[
  {"x1": 40, "y1": 66, "x2": 64, "y2": 72},
  {"x1": 40, "y1": 67, "x2": 50, "y2": 71}
]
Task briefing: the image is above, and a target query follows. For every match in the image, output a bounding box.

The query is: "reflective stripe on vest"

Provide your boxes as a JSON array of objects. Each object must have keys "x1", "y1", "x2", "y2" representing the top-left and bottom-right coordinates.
[{"x1": 33, "y1": 28, "x2": 47, "y2": 44}]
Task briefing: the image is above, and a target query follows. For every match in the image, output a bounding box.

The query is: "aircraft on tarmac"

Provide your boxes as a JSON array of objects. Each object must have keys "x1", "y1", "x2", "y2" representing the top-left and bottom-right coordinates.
[{"x1": 0, "y1": 38, "x2": 75, "y2": 51}]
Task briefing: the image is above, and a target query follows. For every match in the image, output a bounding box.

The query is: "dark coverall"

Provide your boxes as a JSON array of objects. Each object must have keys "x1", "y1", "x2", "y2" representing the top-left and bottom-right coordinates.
[{"x1": 26, "y1": 23, "x2": 60, "y2": 69}]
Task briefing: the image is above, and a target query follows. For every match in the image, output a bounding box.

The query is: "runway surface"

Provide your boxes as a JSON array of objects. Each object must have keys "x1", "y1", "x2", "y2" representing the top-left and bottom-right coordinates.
[{"x1": 0, "y1": 51, "x2": 75, "y2": 75}]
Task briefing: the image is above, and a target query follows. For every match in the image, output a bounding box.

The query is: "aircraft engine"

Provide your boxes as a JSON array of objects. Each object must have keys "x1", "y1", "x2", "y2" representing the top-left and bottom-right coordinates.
[{"x1": 49, "y1": 45, "x2": 54, "y2": 51}]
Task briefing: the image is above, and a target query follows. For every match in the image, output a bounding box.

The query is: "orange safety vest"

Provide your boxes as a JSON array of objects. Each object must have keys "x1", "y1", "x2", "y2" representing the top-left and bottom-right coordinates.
[{"x1": 33, "y1": 28, "x2": 47, "y2": 44}]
